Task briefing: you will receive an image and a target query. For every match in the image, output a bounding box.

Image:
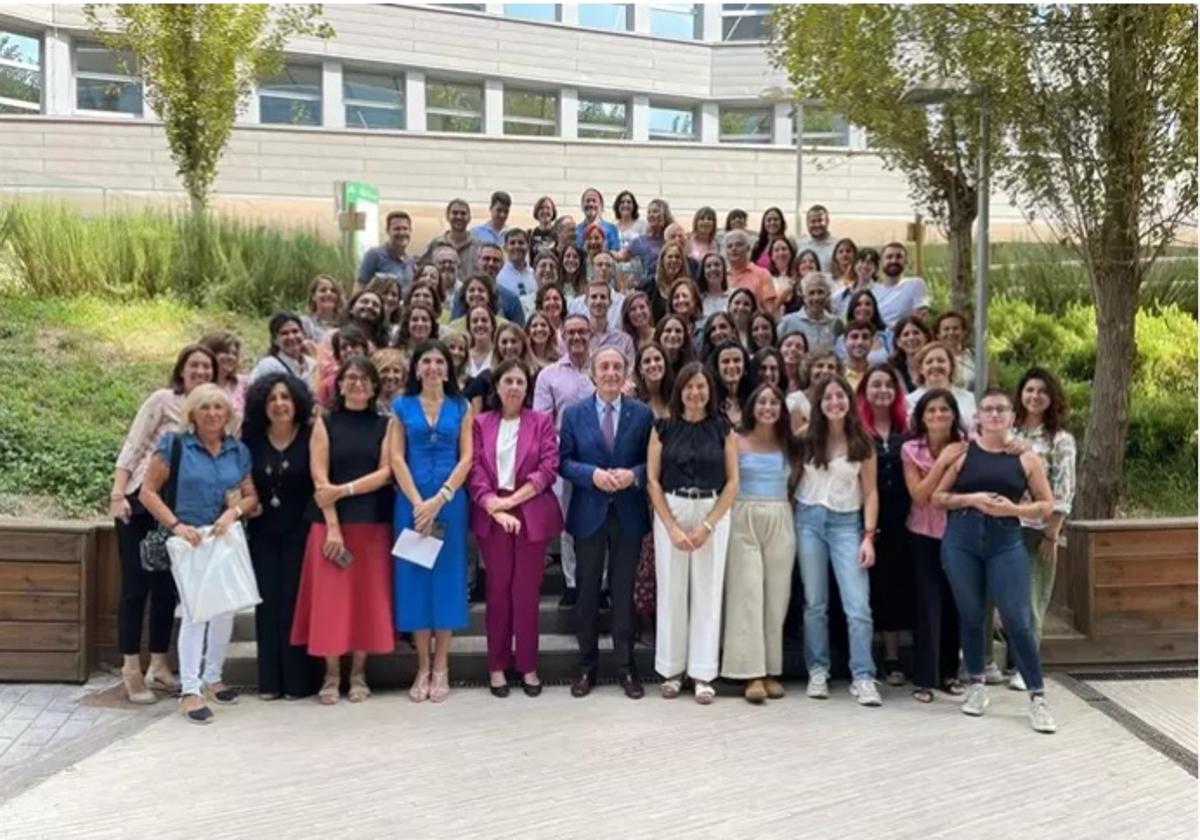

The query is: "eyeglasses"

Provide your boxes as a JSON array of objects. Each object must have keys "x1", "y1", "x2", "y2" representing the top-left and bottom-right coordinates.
[{"x1": 978, "y1": 405, "x2": 1012, "y2": 415}]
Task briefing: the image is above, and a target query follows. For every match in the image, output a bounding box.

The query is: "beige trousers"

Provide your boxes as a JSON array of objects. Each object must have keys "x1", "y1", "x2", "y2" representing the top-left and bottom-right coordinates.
[
  {"x1": 720, "y1": 498, "x2": 796, "y2": 680},
  {"x1": 653, "y1": 493, "x2": 730, "y2": 682}
]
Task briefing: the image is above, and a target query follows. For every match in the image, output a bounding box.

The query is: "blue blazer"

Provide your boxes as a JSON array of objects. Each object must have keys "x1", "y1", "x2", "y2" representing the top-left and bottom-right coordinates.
[{"x1": 559, "y1": 396, "x2": 653, "y2": 540}]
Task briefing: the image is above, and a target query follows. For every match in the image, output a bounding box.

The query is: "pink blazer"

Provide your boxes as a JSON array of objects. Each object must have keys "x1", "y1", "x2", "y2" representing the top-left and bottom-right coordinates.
[{"x1": 468, "y1": 408, "x2": 564, "y2": 543}]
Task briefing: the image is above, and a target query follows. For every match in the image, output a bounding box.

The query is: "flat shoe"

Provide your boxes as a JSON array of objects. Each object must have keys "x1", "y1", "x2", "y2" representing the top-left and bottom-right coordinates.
[
  {"x1": 744, "y1": 679, "x2": 767, "y2": 704},
  {"x1": 694, "y1": 681, "x2": 716, "y2": 705},
  {"x1": 204, "y1": 684, "x2": 238, "y2": 705},
  {"x1": 179, "y1": 698, "x2": 213, "y2": 725},
  {"x1": 522, "y1": 681, "x2": 543, "y2": 698},
  {"x1": 763, "y1": 677, "x2": 786, "y2": 699},
  {"x1": 660, "y1": 677, "x2": 683, "y2": 699}
]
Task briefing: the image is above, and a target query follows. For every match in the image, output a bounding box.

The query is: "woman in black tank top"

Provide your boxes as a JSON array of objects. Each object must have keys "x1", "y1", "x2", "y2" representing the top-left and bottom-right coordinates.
[{"x1": 933, "y1": 388, "x2": 1058, "y2": 734}]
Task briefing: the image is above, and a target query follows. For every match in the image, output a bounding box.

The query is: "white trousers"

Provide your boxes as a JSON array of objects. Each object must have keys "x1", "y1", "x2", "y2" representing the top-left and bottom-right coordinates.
[
  {"x1": 178, "y1": 609, "x2": 235, "y2": 697},
  {"x1": 653, "y1": 493, "x2": 730, "y2": 682}
]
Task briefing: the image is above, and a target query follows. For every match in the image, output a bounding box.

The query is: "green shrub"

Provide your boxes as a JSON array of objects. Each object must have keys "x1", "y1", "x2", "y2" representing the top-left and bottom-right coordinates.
[{"x1": 0, "y1": 202, "x2": 355, "y2": 314}]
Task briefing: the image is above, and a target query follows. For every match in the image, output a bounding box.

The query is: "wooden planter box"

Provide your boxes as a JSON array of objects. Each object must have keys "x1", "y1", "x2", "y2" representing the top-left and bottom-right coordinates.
[
  {"x1": 1057, "y1": 518, "x2": 1197, "y2": 664},
  {"x1": 0, "y1": 519, "x2": 97, "y2": 682}
]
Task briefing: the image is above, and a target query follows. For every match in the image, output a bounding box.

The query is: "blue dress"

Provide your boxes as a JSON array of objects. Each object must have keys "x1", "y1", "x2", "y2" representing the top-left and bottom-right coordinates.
[{"x1": 392, "y1": 394, "x2": 469, "y2": 631}]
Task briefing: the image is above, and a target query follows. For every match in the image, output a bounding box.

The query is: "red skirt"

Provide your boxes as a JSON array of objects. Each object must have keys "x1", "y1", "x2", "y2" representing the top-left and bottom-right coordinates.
[{"x1": 291, "y1": 522, "x2": 395, "y2": 656}]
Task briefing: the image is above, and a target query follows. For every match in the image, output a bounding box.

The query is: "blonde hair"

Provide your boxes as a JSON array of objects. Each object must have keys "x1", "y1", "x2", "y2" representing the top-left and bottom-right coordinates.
[{"x1": 180, "y1": 383, "x2": 236, "y2": 436}]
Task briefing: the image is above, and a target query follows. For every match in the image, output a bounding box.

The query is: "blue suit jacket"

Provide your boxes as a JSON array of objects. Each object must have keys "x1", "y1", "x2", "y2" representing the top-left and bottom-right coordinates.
[{"x1": 559, "y1": 396, "x2": 653, "y2": 540}]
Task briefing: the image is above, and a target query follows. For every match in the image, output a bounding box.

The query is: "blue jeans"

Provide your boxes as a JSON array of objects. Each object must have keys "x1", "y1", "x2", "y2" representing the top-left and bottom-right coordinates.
[
  {"x1": 795, "y1": 503, "x2": 875, "y2": 680},
  {"x1": 941, "y1": 509, "x2": 1044, "y2": 691}
]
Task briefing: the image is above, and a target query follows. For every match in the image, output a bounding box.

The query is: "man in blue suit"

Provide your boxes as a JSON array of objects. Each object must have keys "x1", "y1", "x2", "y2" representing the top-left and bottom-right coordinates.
[{"x1": 559, "y1": 347, "x2": 653, "y2": 699}]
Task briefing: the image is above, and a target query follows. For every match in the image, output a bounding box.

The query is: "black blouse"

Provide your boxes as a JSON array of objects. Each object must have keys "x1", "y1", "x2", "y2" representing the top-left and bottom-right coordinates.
[
  {"x1": 874, "y1": 432, "x2": 910, "y2": 532},
  {"x1": 655, "y1": 416, "x2": 729, "y2": 493},
  {"x1": 305, "y1": 408, "x2": 393, "y2": 524},
  {"x1": 246, "y1": 429, "x2": 313, "y2": 537}
]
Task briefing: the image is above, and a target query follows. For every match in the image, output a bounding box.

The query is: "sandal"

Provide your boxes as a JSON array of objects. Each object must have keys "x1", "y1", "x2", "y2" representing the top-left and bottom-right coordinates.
[
  {"x1": 145, "y1": 668, "x2": 180, "y2": 694},
  {"x1": 122, "y1": 668, "x2": 156, "y2": 705},
  {"x1": 660, "y1": 677, "x2": 683, "y2": 699},
  {"x1": 348, "y1": 674, "x2": 371, "y2": 703},
  {"x1": 884, "y1": 659, "x2": 906, "y2": 687},
  {"x1": 941, "y1": 678, "x2": 965, "y2": 696},
  {"x1": 694, "y1": 681, "x2": 716, "y2": 705},
  {"x1": 912, "y1": 688, "x2": 935, "y2": 704},
  {"x1": 409, "y1": 670, "x2": 431, "y2": 703},
  {"x1": 318, "y1": 675, "x2": 340, "y2": 706},
  {"x1": 430, "y1": 669, "x2": 450, "y2": 703}
]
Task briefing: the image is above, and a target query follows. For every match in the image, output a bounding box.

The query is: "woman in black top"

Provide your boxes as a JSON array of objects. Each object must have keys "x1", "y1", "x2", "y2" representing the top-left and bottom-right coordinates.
[
  {"x1": 647, "y1": 363, "x2": 740, "y2": 705},
  {"x1": 242, "y1": 373, "x2": 319, "y2": 700},
  {"x1": 290, "y1": 357, "x2": 396, "y2": 706},
  {"x1": 934, "y1": 388, "x2": 1057, "y2": 733},
  {"x1": 855, "y1": 364, "x2": 914, "y2": 686}
]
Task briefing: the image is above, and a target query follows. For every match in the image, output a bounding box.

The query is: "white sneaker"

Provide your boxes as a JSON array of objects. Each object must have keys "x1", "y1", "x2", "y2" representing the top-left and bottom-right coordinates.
[
  {"x1": 1008, "y1": 671, "x2": 1027, "y2": 691},
  {"x1": 983, "y1": 662, "x2": 1005, "y2": 685},
  {"x1": 850, "y1": 678, "x2": 883, "y2": 706},
  {"x1": 806, "y1": 672, "x2": 829, "y2": 699},
  {"x1": 1029, "y1": 696, "x2": 1058, "y2": 733},
  {"x1": 961, "y1": 683, "x2": 990, "y2": 716}
]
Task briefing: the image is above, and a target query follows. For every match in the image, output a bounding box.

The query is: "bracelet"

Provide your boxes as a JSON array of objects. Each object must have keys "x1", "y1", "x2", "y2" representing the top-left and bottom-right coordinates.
[
  {"x1": 701, "y1": 521, "x2": 714, "y2": 534},
  {"x1": 440, "y1": 486, "x2": 454, "y2": 503},
  {"x1": 346, "y1": 481, "x2": 356, "y2": 497},
  {"x1": 167, "y1": 520, "x2": 180, "y2": 532}
]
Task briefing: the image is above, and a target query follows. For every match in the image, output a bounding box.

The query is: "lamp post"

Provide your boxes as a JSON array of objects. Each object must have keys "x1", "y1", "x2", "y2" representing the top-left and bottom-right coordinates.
[
  {"x1": 900, "y1": 79, "x2": 991, "y2": 400},
  {"x1": 759, "y1": 86, "x2": 824, "y2": 229}
]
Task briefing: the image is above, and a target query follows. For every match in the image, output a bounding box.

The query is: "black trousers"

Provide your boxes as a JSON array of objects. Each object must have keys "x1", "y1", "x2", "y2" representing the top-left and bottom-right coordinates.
[
  {"x1": 911, "y1": 532, "x2": 960, "y2": 689},
  {"x1": 574, "y1": 509, "x2": 640, "y2": 675},
  {"x1": 250, "y1": 526, "x2": 318, "y2": 697},
  {"x1": 115, "y1": 500, "x2": 178, "y2": 656}
]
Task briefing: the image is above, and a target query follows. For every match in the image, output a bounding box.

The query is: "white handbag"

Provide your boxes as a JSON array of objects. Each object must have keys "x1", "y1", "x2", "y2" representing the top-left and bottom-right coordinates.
[{"x1": 167, "y1": 521, "x2": 262, "y2": 623}]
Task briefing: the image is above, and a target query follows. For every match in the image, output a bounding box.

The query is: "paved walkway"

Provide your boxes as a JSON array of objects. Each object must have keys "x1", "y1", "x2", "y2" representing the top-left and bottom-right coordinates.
[{"x1": 0, "y1": 673, "x2": 1194, "y2": 838}]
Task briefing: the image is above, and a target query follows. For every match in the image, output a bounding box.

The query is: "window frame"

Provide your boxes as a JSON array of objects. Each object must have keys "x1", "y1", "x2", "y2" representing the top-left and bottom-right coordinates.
[
  {"x1": 577, "y1": 95, "x2": 630, "y2": 141},
  {"x1": 502, "y1": 86, "x2": 558, "y2": 137},
  {"x1": 72, "y1": 39, "x2": 144, "y2": 118},
  {"x1": 502, "y1": 4, "x2": 560, "y2": 23},
  {"x1": 576, "y1": 3, "x2": 632, "y2": 32},
  {"x1": 720, "y1": 3, "x2": 771, "y2": 42},
  {"x1": 258, "y1": 61, "x2": 323, "y2": 126},
  {"x1": 792, "y1": 103, "x2": 852, "y2": 149},
  {"x1": 425, "y1": 77, "x2": 485, "y2": 134},
  {"x1": 648, "y1": 4, "x2": 701, "y2": 40},
  {"x1": 718, "y1": 106, "x2": 772, "y2": 144},
  {"x1": 0, "y1": 27, "x2": 42, "y2": 113},
  {"x1": 342, "y1": 67, "x2": 406, "y2": 131},
  {"x1": 647, "y1": 100, "x2": 698, "y2": 143}
]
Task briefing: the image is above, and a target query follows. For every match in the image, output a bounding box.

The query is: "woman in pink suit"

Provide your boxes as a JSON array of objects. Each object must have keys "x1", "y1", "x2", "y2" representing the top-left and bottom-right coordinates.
[{"x1": 469, "y1": 358, "x2": 564, "y2": 698}]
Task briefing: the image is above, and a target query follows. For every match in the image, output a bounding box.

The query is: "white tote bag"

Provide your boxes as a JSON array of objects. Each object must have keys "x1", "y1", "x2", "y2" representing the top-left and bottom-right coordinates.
[{"x1": 167, "y1": 522, "x2": 262, "y2": 624}]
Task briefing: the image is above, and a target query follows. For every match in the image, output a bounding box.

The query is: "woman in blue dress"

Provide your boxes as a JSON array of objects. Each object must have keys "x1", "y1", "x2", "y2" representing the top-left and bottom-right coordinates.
[{"x1": 390, "y1": 339, "x2": 473, "y2": 703}]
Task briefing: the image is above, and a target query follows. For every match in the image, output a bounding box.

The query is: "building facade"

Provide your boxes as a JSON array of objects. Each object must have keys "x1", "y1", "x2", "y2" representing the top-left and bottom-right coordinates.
[{"x1": 0, "y1": 3, "x2": 1035, "y2": 243}]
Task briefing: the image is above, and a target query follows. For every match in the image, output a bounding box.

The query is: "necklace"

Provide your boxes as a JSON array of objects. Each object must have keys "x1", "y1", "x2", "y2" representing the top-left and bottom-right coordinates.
[{"x1": 262, "y1": 436, "x2": 296, "y2": 510}]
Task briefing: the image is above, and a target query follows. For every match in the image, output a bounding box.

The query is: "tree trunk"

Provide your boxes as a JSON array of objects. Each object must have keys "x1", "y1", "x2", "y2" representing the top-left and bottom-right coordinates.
[
  {"x1": 1075, "y1": 6, "x2": 1146, "y2": 520},
  {"x1": 946, "y1": 209, "x2": 974, "y2": 313}
]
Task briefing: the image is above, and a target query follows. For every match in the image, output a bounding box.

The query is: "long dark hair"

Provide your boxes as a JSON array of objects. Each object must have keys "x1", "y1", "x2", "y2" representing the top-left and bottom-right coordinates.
[
  {"x1": 801, "y1": 374, "x2": 873, "y2": 468},
  {"x1": 343, "y1": 289, "x2": 388, "y2": 349},
  {"x1": 484, "y1": 357, "x2": 531, "y2": 412},
  {"x1": 395, "y1": 303, "x2": 440, "y2": 349},
  {"x1": 844, "y1": 289, "x2": 887, "y2": 334},
  {"x1": 708, "y1": 339, "x2": 754, "y2": 408},
  {"x1": 169, "y1": 344, "x2": 218, "y2": 393},
  {"x1": 1014, "y1": 366, "x2": 1069, "y2": 437},
  {"x1": 751, "y1": 346, "x2": 785, "y2": 391},
  {"x1": 332, "y1": 355, "x2": 380, "y2": 413},
  {"x1": 668, "y1": 362, "x2": 719, "y2": 421},
  {"x1": 700, "y1": 311, "x2": 738, "y2": 362},
  {"x1": 635, "y1": 341, "x2": 675, "y2": 404},
  {"x1": 739, "y1": 382, "x2": 793, "y2": 453},
  {"x1": 751, "y1": 206, "x2": 787, "y2": 263},
  {"x1": 241, "y1": 372, "x2": 314, "y2": 445},
  {"x1": 653, "y1": 314, "x2": 697, "y2": 373},
  {"x1": 888, "y1": 316, "x2": 933, "y2": 374},
  {"x1": 910, "y1": 387, "x2": 965, "y2": 442},
  {"x1": 404, "y1": 339, "x2": 461, "y2": 396},
  {"x1": 560, "y1": 244, "x2": 587, "y2": 296},
  {"x1": 766, "y1": 236, "x2": 798, "y2": 277},
  {"x1": 266, "y1": 311, "x2": 304, "y2": 358}
]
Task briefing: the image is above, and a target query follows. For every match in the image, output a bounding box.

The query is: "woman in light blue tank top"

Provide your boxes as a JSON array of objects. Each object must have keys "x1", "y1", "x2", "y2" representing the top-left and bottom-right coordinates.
[{"x1": 719, "y1": 384, "x2": 797, "y2": 703}]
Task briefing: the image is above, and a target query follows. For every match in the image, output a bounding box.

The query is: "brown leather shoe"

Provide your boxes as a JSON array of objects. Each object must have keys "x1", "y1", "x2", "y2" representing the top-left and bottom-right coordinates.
[
  {"x1": 619, "y1": 671, "x2": 644, "y2": 700},
  {"x1": 763, "y1": 677, "x2": 786, "y2": 699},
  {"x1": 570, "y1": 671, "x2": 595, "y2": 698},
  {"x1": 744, "y1": 679, "x2": 768, "y2": 704}
]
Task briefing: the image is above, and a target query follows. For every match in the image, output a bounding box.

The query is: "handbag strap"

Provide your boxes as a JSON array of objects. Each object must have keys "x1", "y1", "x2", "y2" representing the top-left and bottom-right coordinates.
[{"x1": 163, "y1": 433, "x2": 184, "y2": 512}]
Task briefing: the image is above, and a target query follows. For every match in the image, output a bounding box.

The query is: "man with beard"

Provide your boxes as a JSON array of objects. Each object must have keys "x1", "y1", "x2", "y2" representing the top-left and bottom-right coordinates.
[
  {"x1": 796, "y1": 204, "x2": 837, "y2": 271},
  {"x1": 421, "y1": 198, "x2": 480, "y2": 281},
  {"x1": 357, "y1": 210, "x2": 415, "y2": 293},
  {"x1": 870, "y1": 241, "x2": 930, "y2": 327}
]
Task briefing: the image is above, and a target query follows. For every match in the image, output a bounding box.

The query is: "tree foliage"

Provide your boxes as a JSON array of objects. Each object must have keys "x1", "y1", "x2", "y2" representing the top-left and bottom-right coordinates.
[{"x1": 83, "y1": 4, "x2": 334, "y2": 211}]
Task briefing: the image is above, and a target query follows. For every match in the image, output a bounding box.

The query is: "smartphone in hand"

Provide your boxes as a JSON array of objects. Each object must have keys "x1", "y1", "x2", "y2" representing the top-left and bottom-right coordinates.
[{"x1": 334, "y1": 547, "x2": 355, "y2": 568}]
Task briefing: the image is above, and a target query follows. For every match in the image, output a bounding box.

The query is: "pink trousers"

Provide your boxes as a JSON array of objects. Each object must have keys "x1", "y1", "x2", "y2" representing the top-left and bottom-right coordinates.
[{"x1": 479, "y1": 531, "x2": 547, "y2": 674}]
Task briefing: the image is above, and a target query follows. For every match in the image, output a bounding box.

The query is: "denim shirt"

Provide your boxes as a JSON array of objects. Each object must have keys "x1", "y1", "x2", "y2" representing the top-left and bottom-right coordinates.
[{"x1": 157, "y1": 432, "x2": 252, "y2": 526}]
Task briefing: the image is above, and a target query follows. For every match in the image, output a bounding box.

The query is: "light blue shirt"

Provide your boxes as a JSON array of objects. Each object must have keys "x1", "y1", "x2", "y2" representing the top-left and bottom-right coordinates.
[
  {"x1": 595, "y1": 394, "x2": 622, "y2": 441},
  {"x1": 497, "y1": 261, "x2": 536, "y2": 298},
  {"x1": 157, "y1": 432, "x2": 251, "y2": 526},
  {"x1": 470, "y1": 223, "x2": 507, "y2": 246}
]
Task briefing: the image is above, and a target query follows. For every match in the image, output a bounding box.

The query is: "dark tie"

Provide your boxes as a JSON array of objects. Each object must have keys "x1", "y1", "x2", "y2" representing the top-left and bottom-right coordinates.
[{"x1": 602, "y1": 402, "x2": 616, "y2": 452}]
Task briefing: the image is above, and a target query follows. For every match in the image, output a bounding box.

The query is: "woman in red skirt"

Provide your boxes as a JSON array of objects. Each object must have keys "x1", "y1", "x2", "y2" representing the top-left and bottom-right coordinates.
[{"x1": 291, "y1": 356, "x2": 395, "y2": 704}]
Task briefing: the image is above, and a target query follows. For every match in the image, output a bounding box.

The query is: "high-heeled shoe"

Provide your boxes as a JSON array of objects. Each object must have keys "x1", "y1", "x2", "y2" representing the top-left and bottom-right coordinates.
[
  {"x1": 430, "y1": 669, "x2": 450, "y2": 703},
  {"x1": 409, "y1": 670, "x2": 431, "y2": 703},
  {"x1": 145, "y1": 668, "x2": 180, "y2": 694},
  {"x1": 122, "y1": 668, "x2": 156, "y2": 705}
]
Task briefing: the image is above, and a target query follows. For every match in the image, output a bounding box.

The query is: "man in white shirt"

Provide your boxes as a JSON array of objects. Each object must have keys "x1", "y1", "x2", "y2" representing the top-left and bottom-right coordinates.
[
  {"x1": 870, "y1": 241, "x2": 930, "y2": 327},
  {"x1": 496, "y1": 228, "x2": 536, "y2": 316},
  {"x1": 796, "y1": 204, "x2": 837, "y2": 271}
]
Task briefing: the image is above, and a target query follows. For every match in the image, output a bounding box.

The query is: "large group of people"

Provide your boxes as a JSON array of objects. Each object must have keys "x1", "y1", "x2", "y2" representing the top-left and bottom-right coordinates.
[{"x1": 110, "y1": 189, "x2": 1076, "y2": 734}]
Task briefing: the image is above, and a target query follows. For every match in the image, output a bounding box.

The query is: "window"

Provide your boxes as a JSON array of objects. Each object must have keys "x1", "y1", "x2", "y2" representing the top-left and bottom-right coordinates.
[
  {"x1": 426, "y1": 79, "x2": 483, "y2": 133},
  {"x1": 0, "y1": 29, "x2": 40, "y2": 113},
  {"x1": 259, "y1": 63, "x2": 321, "y2": 125},
  {"x1": 648, "y1": 103, "x2": 696, "y2": 142},
  {"x1": 504, "y1": 88, "x2": 557, "y2": 136},
  {"x1": 577, "y1": 4, "x2": 631, "y2": 31},
  {"x1": 504, "y1": 4, "x2": 558, "y2": 22},
  {"x1": 719, "y1": 107, "x2": 771, "y2": 143},
  {"x1": 74, "y1": 41, "x2": 142, "y2": 115},
  {"x1": 649, "y1": 4, "x2": 699, "y2": 40},
  {"x1": 793, "y1": 104, "x2": 850, "y2": 147},
  {"x1": 344, "y1": 70, "x2": 405, "y2": 130},
  {"x1": 578, "y1": 97, "x2": 629, "y2": 140},
  {"x1": 721, "y1": 3, "x2": 771, "y2": 41},
  {"x1": 433, "y1": 3, "x2": 485, "y2": 10}
]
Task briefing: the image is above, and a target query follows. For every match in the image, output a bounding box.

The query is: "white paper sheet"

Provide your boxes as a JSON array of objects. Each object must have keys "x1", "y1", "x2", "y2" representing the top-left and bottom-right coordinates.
[{"x1": 392, "y1": 528, "x2": 444, "y2": 569}]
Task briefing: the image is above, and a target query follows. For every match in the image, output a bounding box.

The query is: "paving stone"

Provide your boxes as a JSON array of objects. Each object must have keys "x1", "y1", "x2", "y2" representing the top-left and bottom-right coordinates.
[
  {"x1": 14, "y1": 728, "x2": 57, "y2": 749},
  {"x1": 30, "y1": 711, "x2": 69, "y2": 729},
  {"x1": 0, "y1": 719, "x2": 31, "y2": 740}
]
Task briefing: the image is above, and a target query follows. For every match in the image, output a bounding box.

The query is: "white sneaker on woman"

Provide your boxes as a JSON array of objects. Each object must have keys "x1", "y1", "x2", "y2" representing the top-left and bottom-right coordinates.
[
  {"x1": 961, "y1": 683, "x2": 990, "y2": 716},
  {"x1": 1029, "y1": 696, "x2": 1058, "y2": 733},
  {"x1": 1008, "y1": 671, "x2": 1027, "y2": 691}
]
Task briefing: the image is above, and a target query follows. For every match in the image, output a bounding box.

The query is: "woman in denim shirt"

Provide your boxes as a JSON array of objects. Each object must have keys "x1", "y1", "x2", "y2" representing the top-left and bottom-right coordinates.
[{"x1": 140, "y1": 384, "x2": 257, "y2": 725}]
